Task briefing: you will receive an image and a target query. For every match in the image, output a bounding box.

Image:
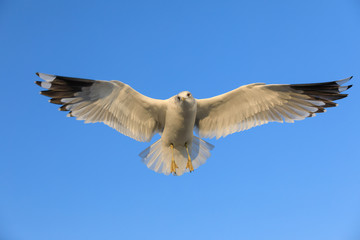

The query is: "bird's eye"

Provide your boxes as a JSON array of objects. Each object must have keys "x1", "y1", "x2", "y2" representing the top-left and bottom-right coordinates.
[
  {"x1": 187, "y1": 93, "x2": 191, "y2": 97},
  {"x1": 177, "y1": 96, "x2": 181, "y2": 101}
]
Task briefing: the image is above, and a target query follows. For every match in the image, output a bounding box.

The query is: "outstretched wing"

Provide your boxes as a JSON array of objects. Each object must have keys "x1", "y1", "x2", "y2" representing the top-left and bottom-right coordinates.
[
  {"x1": 36, "y1": 73, "x2": 167, "y2": 142},
  {"x1": 196, "y1": 77, "x2": 353, "y2": 139}
]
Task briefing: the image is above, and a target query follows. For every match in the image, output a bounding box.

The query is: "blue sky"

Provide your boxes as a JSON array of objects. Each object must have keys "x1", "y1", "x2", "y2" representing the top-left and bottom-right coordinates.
[{"x1": 1, "y1": 0, "x2": 360, "y2": 239}]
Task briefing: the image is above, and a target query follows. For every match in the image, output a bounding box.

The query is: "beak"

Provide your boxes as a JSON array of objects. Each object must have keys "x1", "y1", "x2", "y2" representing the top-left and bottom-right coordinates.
[{"x1": 181, "y1": 97, "x2": 185, "y2": 101}]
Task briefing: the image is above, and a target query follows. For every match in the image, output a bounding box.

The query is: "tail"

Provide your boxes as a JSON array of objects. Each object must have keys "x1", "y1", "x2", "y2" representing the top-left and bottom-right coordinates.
[{"x1": 139, "y1": 136, "x2": 215, "y2": 176}]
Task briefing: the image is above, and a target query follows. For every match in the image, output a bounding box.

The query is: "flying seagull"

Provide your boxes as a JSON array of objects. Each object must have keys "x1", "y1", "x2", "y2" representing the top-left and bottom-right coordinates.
[{"x1": 35, "y1": 73, "x2": 353, "y2": 175}]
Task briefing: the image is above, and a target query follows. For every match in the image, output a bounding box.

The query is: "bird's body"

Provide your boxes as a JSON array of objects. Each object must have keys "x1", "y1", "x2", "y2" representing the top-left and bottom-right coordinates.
[
  {"x1": 35, "y1": 73, "x2": 353, "y2": 175},
  {"x1": 140, "y1": 91, "x2": 211, "y2": 175},
  {"x1": 162, "y1": 91, "x2": 196, "y2": 147}
]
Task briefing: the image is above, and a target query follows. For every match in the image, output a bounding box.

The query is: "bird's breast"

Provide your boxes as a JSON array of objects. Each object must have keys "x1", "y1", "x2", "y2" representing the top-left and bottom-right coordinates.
[{"x1": 162, "y1": 104, "x2": 197, "y2": 146}]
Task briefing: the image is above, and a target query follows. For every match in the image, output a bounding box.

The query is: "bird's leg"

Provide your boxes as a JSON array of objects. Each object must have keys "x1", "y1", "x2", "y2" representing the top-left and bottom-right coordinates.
[
  {"x1": 170, "y1": 144, "x2": 178, "y2": 175},
  {"x1": 185, "y1": 143, "x2": 194, "y2": 172}
]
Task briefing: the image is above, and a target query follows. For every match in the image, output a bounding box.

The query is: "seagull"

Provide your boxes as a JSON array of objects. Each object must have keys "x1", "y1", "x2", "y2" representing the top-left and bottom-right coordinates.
[{"x1": 35, "y1": 73, "x2": 353, "y2": 175}]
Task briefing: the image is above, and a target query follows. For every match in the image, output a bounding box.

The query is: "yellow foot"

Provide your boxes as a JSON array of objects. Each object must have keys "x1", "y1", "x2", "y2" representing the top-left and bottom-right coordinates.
[
  {"x1": 171, "y1": 160, "x2": 178, "y2": 175},
  {"x1": 170, "y1": 143, "x2": 177, "y2": 175},
  {"x1": 185, "y1": 142, "x2": 194, "y2": 173},
  {"x1": 186, "y1": 159, "x2": 194, "y2": 172}
]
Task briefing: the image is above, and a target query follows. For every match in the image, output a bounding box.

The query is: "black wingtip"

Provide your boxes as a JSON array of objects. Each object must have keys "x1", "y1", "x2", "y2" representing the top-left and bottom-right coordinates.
[
  {"x1": 36, "y1": 72, "x2": 40, "y2": 76},
  {"x1": 35, "y1": 81, "x2": 41, "y2": 86},
  {"x1": 59, "y1": 105, "x2": 68, "y2": 111},
  {"x1": 49, "y1": 98, "x2": 63, "y2": 104},
  {"x1": 347, "y1": 84, "x2": 353, "y2": 90}
]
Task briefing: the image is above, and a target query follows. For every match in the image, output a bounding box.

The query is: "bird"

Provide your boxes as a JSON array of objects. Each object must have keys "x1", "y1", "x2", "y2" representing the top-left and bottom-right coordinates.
[{"x1": 35, "y1": 73, "x2": 353, "y2": 175}]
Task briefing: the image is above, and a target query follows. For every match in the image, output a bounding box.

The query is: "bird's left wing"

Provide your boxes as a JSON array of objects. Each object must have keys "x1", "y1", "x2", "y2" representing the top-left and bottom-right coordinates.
[
  {"x1": 36, "y1": 73, "x2": 167, "y2": 142},
  {"x1": 196, "y1": 77, "x2": 352, "y2": 139}
]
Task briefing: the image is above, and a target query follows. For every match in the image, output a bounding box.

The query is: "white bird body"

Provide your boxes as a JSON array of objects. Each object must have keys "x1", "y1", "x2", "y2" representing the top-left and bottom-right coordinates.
[
  {"x1": 35, "y1": 73, "x2": 352, "y2": 176},
  {"x1": 141, "y1": 91, "x2": 213, "y2": 175},
  {"x1": 162, "y1": 91, "x2": 197, "y2": 147}
]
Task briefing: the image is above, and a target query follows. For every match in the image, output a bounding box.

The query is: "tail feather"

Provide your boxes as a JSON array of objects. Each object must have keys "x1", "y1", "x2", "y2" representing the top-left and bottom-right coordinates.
[
  {"x1": 139, "y1": 136, "x2": 214, "y2": 176},
  {"x1": 190, "y1": 137, "x2": 214, "y2": 169}
]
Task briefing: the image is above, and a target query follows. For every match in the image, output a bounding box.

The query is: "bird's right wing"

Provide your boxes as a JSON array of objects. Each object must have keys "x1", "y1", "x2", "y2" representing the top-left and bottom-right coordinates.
[
  {"x1": 195, "y1": 77, "x2": 353, "y2": 139},
  {"x1": 36, "y1": 73, "x2": 167, "y2": 142}
]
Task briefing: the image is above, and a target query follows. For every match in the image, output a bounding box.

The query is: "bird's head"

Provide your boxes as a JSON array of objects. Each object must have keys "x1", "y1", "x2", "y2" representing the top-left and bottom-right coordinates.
[{"x1": 173, "y1": 91, "x2": 195, "y2": 107}]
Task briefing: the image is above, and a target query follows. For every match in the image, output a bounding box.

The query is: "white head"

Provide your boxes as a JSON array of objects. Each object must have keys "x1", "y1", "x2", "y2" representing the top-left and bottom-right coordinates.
[{"x1": 173, "y1": 91, "x2": 196, "y2": 108}]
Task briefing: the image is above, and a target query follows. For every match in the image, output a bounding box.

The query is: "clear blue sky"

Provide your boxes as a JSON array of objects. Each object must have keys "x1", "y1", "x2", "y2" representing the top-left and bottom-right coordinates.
[{"x1": 1, "y1": 0, "x2": 360, "y2": 240}]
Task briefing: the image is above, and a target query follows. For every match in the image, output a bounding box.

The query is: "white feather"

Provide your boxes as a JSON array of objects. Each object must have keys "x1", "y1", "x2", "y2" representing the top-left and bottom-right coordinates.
[
  {"x1": 38, "y1": 73, "x2": 56, "y2": 82},
  {"x1": 195, "y1": 83, "x2": 336, "y2": 139},
  {"x1": 140, "y1": 137, "x2": 214, "y2": 176}
]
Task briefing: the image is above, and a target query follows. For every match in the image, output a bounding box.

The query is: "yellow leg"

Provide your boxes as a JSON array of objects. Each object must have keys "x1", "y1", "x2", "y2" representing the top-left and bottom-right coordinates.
[
  {"x1": 170, "y1": 144, "x2": 178, "y2": 175},
  {"x1": 185, "y1": 143, "x2": 194, "y2": 172}
]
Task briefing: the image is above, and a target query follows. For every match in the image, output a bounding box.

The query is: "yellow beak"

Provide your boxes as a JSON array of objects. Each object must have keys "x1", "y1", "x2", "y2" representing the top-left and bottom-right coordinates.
[{"x1": 181, "y1": 97, "x2": 185, "y2": 101}]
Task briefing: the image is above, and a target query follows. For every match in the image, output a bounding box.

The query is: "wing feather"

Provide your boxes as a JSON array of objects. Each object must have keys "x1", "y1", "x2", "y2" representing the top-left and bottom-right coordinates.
[
  {"x1": 196, "y1": 77, "x2": 353, "y2": 139},
  {"x1": 36, "y1": 73, "x2": 167, "y2": 142}
]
